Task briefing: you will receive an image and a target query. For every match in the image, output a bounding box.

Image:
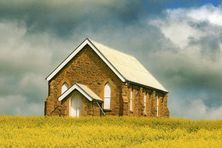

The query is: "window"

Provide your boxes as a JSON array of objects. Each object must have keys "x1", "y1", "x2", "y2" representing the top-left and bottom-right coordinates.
[
  {"x1": 130, "y1": 89, "x2": 133, "y2": 111},
  {"x1": 143, "y1": 93, "x2": 147, "y2": 114},
  {"x1": 61, "y1": 83, "x2": 68, "y2": 94},
  {"x1": 104, "y1": 83, "x2": 111, "y2": 110},
  {"x1": 156, "y1": 96, "x2": 159, "y2": 117}
]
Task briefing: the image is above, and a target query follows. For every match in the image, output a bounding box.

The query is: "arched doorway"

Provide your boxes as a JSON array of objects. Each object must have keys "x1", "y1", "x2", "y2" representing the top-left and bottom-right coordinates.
[{"x1": 70, "y1": 92, "x2": 82, "y2": 117}]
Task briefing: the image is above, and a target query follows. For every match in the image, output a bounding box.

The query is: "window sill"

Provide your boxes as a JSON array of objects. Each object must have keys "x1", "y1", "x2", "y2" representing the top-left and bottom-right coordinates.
[{"x1": 103, "y1": 109, "x2": 112, "y2": 112}]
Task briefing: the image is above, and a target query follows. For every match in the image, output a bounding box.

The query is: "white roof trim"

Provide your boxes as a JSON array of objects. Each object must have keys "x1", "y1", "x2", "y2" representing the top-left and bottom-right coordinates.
[
  {"x1": 58, "y1": 83, "x2": 102, "y2": 102},
  {"x1": 46, "y1": 38, "x2": 168, "y2": 92},
  {"x1": 46, "y1": 38, "x2": 125, "y2": 82}
]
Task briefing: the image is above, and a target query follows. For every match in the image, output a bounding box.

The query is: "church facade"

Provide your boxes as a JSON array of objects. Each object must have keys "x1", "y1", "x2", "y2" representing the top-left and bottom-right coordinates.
[{"x1": 44, "y1": 38, "x2": 169, "y2": 117}]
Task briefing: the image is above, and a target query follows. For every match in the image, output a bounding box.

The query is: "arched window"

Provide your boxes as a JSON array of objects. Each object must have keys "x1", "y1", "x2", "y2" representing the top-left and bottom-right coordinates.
[
  {"x1": 143, "y1": 92, "x2": 147, "y2": 115},
  {"x1": 61, "y1": 83, "x2": 68, "y2": 94},
  {"x1": 104, "y1": 83, "x2": 111, "y2": 110},
  {"x1": 130, "y1": 89, "x2": 133, "y2": 111},
  {"x1": 156, "y1": 96, "x2": 159, "y2": 117}
]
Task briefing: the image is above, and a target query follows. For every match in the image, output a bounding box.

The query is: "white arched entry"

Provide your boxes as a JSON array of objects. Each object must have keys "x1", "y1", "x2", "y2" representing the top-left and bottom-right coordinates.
[{"x1": 70, "y1": 92, "x2": 82, "y2": 117}]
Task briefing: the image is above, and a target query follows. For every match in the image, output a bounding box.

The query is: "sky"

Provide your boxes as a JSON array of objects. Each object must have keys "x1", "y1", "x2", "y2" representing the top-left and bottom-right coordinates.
[{"x1": 0, "y1": 0, "x2": 221, "y2": 119}]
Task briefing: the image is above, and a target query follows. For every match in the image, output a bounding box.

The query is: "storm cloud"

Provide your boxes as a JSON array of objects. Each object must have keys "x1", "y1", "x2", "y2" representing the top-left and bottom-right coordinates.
[
  {"x1": 0, "y1": 1, "x2": 221, "y2": 119},
  {"x1": 149, "y1": 4, "x2": 222, "y2": 119}
]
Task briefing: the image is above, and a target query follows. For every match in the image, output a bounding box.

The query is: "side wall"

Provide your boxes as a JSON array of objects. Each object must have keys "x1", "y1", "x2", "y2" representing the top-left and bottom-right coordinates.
[
  {"x1": 121, "y1": 83, "x2": 169, "y2": 117},
  {"x1": 45, "y1": 45, "x2": 122, "y2": 116}
]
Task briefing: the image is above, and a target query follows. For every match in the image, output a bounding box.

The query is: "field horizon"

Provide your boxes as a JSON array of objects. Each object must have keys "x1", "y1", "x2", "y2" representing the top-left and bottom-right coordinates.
[{"x1": 0, "y1": 116, "x2": 221, "y2": 147}]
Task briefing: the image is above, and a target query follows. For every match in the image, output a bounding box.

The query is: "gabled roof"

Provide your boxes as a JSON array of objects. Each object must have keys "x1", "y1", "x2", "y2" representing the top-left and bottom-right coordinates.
[
  {"x1": 46, "y1": 38, "x2": 168, "y2": 92},
  {"x1": 58, "y1": 83, "x2": 102, "y2": 102}
]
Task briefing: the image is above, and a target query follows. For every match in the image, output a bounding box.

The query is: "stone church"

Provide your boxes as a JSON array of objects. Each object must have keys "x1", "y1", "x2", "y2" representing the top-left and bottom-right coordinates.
[{"x1": 44, "y1": 38, "x2": 169, "y2": 117}]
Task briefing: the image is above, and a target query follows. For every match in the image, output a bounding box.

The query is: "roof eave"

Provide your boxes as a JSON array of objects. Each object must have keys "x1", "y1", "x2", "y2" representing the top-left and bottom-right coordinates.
[
  {"x1": 126, "y1": 80, "x2": 169, "y2": 94},
  {"x1": 46, "y1": 38, "x2": 90, "y2": 81},
  {"x1": 58, "y1": 83, "x2": 103, "y2": 102},
  {"x1": 45, "y1": 38, "x2": 126, "y2": 83}
]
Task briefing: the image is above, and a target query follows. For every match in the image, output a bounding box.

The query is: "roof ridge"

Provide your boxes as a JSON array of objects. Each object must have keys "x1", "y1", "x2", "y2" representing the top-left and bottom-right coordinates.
[
  {"x1": 46, "y1": 38, "x2": 168, "y2": 92},
  {"x1": 90, "y1": 39, "x2": 135, "y2": 59},
  {"x1": 89, "y1": 39, "x2": 167, "y2": 92}
]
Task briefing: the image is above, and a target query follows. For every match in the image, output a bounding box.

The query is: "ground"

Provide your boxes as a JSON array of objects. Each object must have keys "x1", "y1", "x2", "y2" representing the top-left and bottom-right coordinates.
[{"x1": 0, "y1": 116, "x2": 221, "y2": 147}]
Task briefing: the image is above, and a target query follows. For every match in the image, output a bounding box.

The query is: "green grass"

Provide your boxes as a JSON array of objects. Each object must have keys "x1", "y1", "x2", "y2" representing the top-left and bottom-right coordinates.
[{"x1": 0, "y1": 116, "x2": 221, "y2": 147}]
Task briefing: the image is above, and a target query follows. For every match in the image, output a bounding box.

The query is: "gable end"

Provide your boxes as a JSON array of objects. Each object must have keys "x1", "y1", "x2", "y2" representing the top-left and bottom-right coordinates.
[{"x1": 46, "y1": 38, "x2": 126, "y2": 82}]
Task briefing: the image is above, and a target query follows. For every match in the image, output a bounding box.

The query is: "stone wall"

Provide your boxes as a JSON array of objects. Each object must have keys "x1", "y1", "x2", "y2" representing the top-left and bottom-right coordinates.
[
  {"x1": 45, "y1": 45, "x2": 122, "y2": 116},
  {"x1": 121, "y1": 83, "x2": 169, "y2": 117},
  {"x1": 45, "y1": 44, "x2": 169, "y2": 117}
]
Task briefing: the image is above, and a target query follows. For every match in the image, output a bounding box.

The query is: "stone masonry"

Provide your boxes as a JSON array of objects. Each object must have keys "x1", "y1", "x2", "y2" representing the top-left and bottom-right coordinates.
[{"x1": 45, "y1": 44, "x2": 169, "y2": 117}]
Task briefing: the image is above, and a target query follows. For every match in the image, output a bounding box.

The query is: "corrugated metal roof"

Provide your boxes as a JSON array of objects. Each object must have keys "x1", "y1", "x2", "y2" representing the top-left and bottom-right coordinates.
[
  {"x1": 46, "y1": 38, "x2": 167, "y2": 92},
  {"x1": 76, "y1": 83, "x2": 102, "y2": 101},
  {"x1": 58, "y1": 83, "x2": 102, "y2": 101},
  {"x1": 91, "y1": 40, "x2": 168, "y2": 92}
]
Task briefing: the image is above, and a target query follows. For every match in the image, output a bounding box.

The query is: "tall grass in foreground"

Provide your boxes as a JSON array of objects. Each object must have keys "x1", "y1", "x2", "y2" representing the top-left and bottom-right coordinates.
[{"x1": 0, "y1": 116, "x2": 221, "y2": 147}]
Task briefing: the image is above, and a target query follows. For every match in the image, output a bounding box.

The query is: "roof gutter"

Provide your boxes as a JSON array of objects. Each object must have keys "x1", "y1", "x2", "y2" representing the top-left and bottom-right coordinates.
[{"x1": 126, "y1": 80, "x2": 168, "y2": 94}]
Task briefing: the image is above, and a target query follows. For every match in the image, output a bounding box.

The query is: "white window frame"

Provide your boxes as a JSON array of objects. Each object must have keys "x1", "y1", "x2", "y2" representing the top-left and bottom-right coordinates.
[
  {"x1": 143, "y1": 93, "x2": 147, "y2": 115},
  {"x1": 130, "y1": 89, "x2": 133, "y2": 111},
  {"x1": 104, "y1": 83, "x2": 111, "y2": 110},
  {"x1": 156, "y1": 96, "x2": 159, "y2": 117},
  {"x1": 61, "y1": 83, "x2": 68, "y2": 94}
]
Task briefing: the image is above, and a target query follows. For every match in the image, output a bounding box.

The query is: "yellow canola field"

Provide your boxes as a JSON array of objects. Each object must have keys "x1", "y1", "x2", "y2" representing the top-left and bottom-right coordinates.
[{"x1": 0, "y1": 116, "x2": 221, "y2": 147}]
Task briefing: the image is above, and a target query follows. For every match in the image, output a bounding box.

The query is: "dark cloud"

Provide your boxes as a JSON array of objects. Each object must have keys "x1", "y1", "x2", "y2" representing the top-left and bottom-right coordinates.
[
  {"x1": 0, "y1": 0, "x2": 143, "y2": 37},
  {"x1": 190, "y1": 35, "x2": 222, "y2": 60},
  {"x1": 0, "y1": 1, "x2": 221, "y2": 119},
  {"x1": 147, "y1": 4, "x2": 222, "y2": 119},
  {"x1": 0, "y1": 94, "x2": 42, "y2": 115}
]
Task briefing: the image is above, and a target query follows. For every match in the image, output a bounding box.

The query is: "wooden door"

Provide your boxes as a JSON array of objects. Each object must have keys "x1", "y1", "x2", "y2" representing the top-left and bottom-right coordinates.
[{"x1": 70, "y1": 93, "x2": 81, "y2": 117}]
